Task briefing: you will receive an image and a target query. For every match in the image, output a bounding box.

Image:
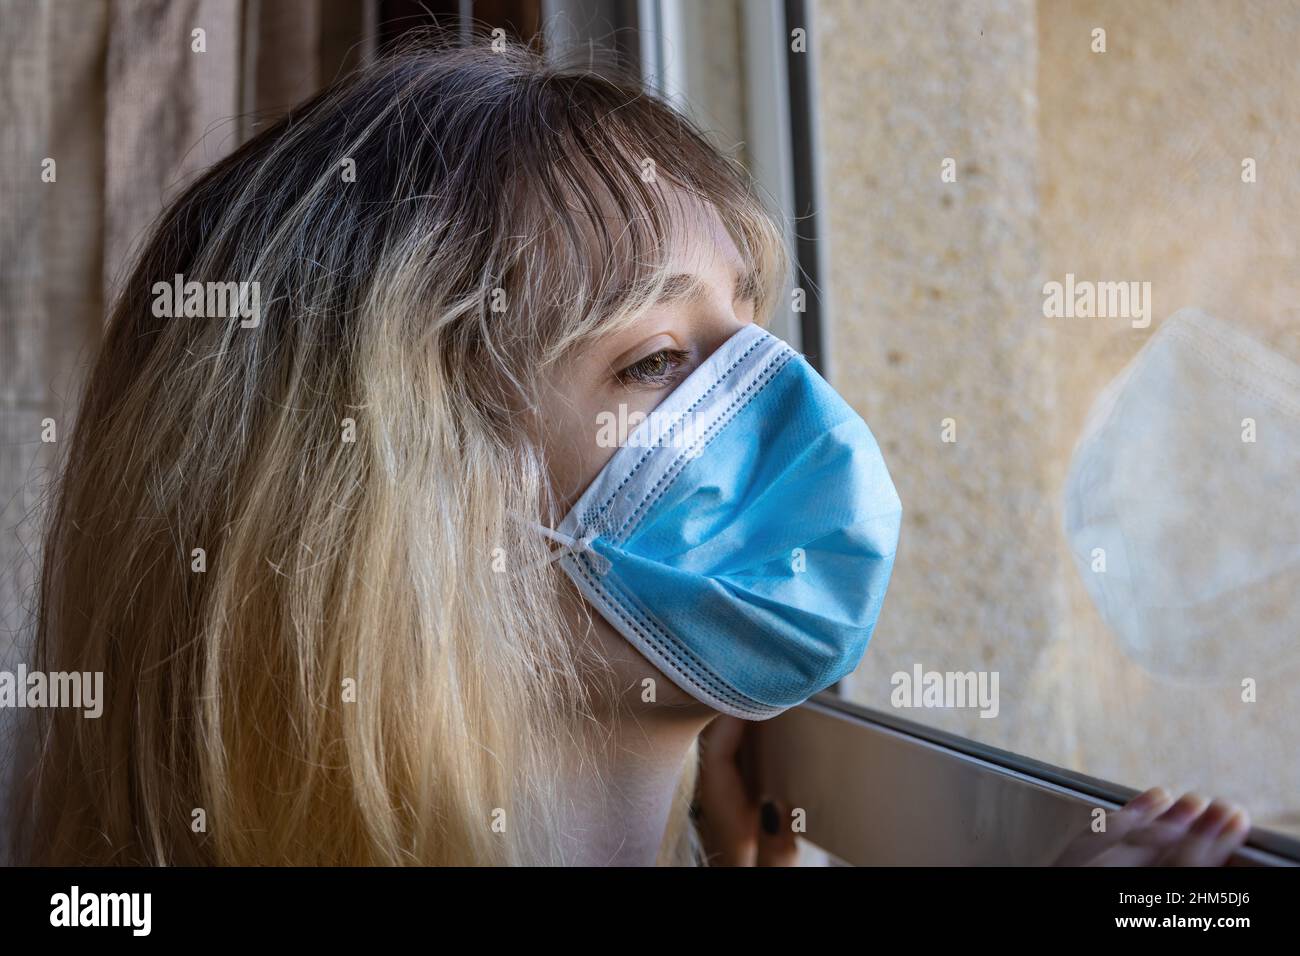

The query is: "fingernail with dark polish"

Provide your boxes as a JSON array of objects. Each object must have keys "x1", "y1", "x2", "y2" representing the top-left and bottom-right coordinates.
[{"x1": 760, "y1": 800, "x2": 781, "y2": 836}]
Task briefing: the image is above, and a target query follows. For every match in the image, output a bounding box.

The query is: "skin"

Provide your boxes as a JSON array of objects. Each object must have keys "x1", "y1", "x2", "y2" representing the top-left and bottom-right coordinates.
[{"x1": 534, "y1": 201, "x2": 1253, "y2": 867}]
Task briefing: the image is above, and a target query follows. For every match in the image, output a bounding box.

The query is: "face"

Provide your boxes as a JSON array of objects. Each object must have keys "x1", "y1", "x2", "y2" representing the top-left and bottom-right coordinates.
[{"x1": 535, "y1": 203, "x2": 759, "y2": 717}]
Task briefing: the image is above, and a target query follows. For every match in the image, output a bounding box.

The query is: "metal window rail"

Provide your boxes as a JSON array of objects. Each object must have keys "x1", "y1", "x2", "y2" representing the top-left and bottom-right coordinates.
[{"x1": 753, "y1": 693, "x2": 1300, "y2": 866}]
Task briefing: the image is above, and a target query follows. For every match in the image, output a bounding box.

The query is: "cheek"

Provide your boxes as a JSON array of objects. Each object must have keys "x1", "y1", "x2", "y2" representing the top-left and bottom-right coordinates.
[
  {"x1": 541, "y1": 391, "x2": 617, "y2": 511},
  {"x1": 545, "y1": 388, "x2": 669, "y2": 512},
  {"x1": 550, "y1": 435, "x2": 610, "y2": 511}
]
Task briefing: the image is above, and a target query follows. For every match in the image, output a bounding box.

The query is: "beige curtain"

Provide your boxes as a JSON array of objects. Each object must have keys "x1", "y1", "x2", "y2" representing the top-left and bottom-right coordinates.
[{"x1": 0, "y1": 0, "x2": 376, "y2": 860}]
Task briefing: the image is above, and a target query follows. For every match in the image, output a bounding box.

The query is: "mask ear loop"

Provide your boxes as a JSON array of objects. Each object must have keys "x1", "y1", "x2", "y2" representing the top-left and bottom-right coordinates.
[{"x1": 525, "y1": 521, "x2": 612, "y2": 575}]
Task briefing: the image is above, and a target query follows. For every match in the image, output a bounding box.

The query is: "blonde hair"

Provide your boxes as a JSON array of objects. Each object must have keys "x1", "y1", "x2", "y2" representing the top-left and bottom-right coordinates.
[{"x1": 14, "y1": 38, "x2": 786, "y2": 865}]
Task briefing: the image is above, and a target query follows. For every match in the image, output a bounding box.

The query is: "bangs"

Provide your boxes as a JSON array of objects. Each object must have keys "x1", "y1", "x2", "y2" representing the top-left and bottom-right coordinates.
[{"x1": 502, "y1": 70, "x2": 789, "y2": 364}]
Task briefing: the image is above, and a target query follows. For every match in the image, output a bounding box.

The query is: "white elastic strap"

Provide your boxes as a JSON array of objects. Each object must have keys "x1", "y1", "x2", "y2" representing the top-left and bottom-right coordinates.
[{"x1": 527, "y1": 521, "x2": 611, "y2": 575}]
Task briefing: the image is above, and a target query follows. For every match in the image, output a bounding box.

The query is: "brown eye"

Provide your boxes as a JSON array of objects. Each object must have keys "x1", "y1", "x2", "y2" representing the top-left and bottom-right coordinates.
[{"x1": 616, "y1": 348, "x2": 691, "y2": 388}]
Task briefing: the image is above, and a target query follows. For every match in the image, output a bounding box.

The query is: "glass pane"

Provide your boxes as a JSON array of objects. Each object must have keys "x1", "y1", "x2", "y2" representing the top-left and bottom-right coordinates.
[{"x1": 814, "y1": 0, "x2": 1300, "y2": 838}]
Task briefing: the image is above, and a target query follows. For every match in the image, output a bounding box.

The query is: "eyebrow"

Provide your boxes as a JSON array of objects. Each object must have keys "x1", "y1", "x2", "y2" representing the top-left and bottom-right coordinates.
[{"x1": 656, "y1": 267, "x2": 760, "y2": 306}]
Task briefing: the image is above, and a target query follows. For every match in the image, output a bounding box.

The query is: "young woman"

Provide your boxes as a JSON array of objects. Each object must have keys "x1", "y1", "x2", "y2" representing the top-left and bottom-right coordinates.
[{"x1": 13, "y1": 41, "x2": 1250, "y2": 866}]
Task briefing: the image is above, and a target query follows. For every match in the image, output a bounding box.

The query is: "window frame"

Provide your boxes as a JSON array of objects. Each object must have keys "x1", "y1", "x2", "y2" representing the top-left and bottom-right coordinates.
[{"x1": 754, "y1": 693, "x2": 1300, "y2": 866}]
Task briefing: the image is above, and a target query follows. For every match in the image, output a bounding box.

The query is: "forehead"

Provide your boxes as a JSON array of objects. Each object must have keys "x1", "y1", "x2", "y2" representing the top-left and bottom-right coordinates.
[
  {"x1": 656, "y1": 190, "x2": 747, "y2": 279},
  {"x1": 571, "y1": 163, "x2": 745, "y2": 257}
]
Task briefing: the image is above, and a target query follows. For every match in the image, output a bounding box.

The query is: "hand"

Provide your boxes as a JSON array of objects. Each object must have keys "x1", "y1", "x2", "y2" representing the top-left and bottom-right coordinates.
[
  {"x1": 1054, "y1": 787, "x2": 1252, "y2": 866},
  {"x1": 695, "y1": 715, "x2": 799, "y2": 866}
]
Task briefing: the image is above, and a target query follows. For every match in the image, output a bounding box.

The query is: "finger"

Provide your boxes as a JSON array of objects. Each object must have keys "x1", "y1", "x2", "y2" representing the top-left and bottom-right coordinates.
[
  {"x1": 1213, "y1": 808, "x2": 1252, "y2": 864},
  {"x1": 1152, "y1": 800, "x2": 1232, "y2": 866},
  {"x1": 697, "y1": 716, "x2": 751, "y2": 809},
  {"x1": 756, "y1": 799, "x2": 800, "y2": 867},
  {"x1": 1101, "y1": 788, "x2": 1177, "y2": 843},
  {"x1": 1055, "y1": 787, "x2": 1172, "y2": 866},
  {"x1": 694, "y1": 717, "x2": 758, "y2": 865},
  {"x1": 1158, "y1": 802, "x2": 1250, "y2": 867},
  {"x1": 1088, "y1": 792, "x2": 1209, "y2": 866},
  {"x1": 700, "y1": 715, "x2": 747, "y2": 769}
]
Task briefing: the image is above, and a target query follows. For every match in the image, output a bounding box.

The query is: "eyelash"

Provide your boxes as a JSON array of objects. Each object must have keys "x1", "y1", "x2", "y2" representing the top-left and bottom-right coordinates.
[{"x1": 615, "y1": 347, "x2": 692, "y2": 388}]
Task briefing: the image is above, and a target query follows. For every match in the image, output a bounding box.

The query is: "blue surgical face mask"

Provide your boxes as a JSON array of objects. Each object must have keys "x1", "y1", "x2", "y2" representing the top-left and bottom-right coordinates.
[{"x1": 534, "y1": 323, "x2": 902, "y2": 719}]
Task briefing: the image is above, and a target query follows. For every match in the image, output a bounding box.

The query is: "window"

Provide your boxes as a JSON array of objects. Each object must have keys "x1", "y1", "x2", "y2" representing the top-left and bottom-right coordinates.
[{"x1": 632, "y1": 0, "x2": 1300, "y2": 862}]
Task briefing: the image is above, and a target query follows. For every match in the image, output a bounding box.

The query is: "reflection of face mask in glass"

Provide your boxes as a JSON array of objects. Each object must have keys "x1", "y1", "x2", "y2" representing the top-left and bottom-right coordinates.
[
  {"x1": 1064, "y1": 309, "x2": 1300, "y2": 681},
  {"x1": 534, "y1": 324, "x2": 902, "y2": 719}
]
